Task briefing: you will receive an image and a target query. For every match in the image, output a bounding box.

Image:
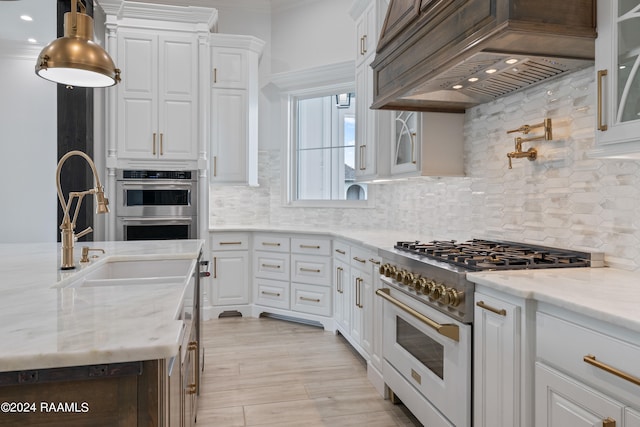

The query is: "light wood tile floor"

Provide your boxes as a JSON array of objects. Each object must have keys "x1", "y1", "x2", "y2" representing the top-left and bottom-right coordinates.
[{"x1": 197, "y1": 316, "x2": 423, "y2": 427}]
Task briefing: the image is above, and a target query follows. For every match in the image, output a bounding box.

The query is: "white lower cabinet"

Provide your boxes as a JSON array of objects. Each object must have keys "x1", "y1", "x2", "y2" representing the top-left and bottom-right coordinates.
[
  {"x1": 210, "y1": 233, "x2": 250, "y2": 315},
  {"x1": 254, "y1": 277, "x2": 289, "y2": 310},
  {"x1": 291, "y1": 282, "x2": 331, "y2": 317},
  {"x1": 535, "y1": 307, "x2": 640, "y2": 427},
  {"x1": 474, "y1": 291, "x2": 522, "y2": 427}
]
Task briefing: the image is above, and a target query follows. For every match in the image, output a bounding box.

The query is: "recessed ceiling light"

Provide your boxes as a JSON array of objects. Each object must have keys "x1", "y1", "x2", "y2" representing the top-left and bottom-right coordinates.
[
  {"x1": 620, "y1": 65, "x2": 627, "y2": 69},
  {"x1": 20, "y1": 15, "x2": 33, "y2": 22},
  {"x1": 28, "y1": 38, "x2": 37, "y2": 43},
  {"x1": 505, "y1": 58, "x2": 518, "y2": 64},
  {"x1": 468, "y1": 77, "x2": 479, "y2": 82},
  {"x1": 452, "y1": 84, "x2": 463, "y2": 90},
  {"x1": 485, "y1": 69, "x2": 497, "y2": 74}
]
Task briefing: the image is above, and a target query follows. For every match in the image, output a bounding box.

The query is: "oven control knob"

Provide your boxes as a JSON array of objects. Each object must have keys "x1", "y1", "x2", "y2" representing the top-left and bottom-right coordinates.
[
  {"x1": 446, "y1": 289, "x2": 463, "y2": 307},
  {"x1": 403, "y1": 272, "x2": 416, "y2": 286},
  {"x1": 431, "y1": 284, "x2": 447, "y2": 300},
  {"x1": 379, "y1": 264, "x2": 390, "y2": 275},
  {"x1": 384, "y1": 265, "x2": 397, "y2": 278},
  {"x1": 413, "y1": 277, "x2": 427, "y2": 293},
  {"x1": 421, "y1": 279, "x2": 435, "y2": 296},
  {"x1": 396, "y1": 269, "x2": 408, "y2": 283}
]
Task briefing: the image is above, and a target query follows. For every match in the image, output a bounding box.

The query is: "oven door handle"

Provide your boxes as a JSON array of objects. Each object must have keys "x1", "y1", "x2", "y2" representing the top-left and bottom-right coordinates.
[
  {"x1": 118, "y1": 217, "x2": 193, "y2": 223},
  {"x1": 376, "y1": 288, "x2": 460, "y2": 342}
]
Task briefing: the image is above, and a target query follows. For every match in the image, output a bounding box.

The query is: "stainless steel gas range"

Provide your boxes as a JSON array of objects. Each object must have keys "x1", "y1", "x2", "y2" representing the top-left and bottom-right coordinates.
[{"x1": 376, "y1": 239, "x2": 601, "y2": 427}]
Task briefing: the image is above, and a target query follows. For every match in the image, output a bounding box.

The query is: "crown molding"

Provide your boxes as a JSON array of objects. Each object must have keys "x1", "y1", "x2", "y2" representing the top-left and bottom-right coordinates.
[
  {"x1": 270, "y1": 60, "x2": 355, "y2": 93},
  {"x1": 209, "y1": 33, "x2": 266, "y2": 56},
  {"x1": 97, "y1": 0, "x2": 218, "y2": 30}
]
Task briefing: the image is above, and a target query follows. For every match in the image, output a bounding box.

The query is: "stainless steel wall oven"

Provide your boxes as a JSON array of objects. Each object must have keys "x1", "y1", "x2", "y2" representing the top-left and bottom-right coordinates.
[{"x1": 115, "y1": 170, "x2": 198, "y2": 241}]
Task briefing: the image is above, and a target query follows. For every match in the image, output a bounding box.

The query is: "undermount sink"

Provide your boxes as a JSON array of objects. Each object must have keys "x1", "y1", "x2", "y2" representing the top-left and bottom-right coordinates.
[{"x1": 64, "y1": 258, "x2": 195, "y2": 288}]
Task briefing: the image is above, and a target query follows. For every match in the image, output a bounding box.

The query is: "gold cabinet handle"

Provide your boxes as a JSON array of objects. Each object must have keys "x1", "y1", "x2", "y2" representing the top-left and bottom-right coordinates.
[
  {"x1": 359, "y1": 145, "x2": 366, "y2": 170},
  {"x1": 358, "y1": 278, "x2": 363, "y2": 308},
  {"x1": 476, "y1": 300, "x2": 507, "y2": 316},
  {"x1": 335, "y1": 249, "x2": 346, "y2": 255},
  {"x1": 261, "y1": 291, "x2": 281, "y2": 297},
  {"x1": 152, "y1": 132, "x2": 157, "y2": 155},
  {"x1": 368, "y1": 258, "x2": 380, "y2": 265},
  {"x1": 213, "y1": 256, "x2": 217, "y2": 278},
  {"x1": 300, "y1": 267, "x2": 321, "y2": 273},
  {"x1": 219, "y1": 241, "x2": 242, "y2": 245},
  {"x1": 187, "y1": 384, "x2": 197, "y2": 395},
  {"x1": 355, "y1": 277, "x2": 362, "y2": 308},
  {"x1": 603, "y1": 417, "x2": 617, "y2": 427},
  {"x1": 377, "y1": 288, "x2": 460, "y2": 341},
  {"x1": 300, "y1": 296, "x2": 321, "y2": 303},
  {"x1": 583, "y1": 354, "x2": 640, "y2": 387},
  {"x1": 410, "y1": 132, "x2": 417, "y2": 164},
  {"x1": 261, "y1": 263, "x2": 281, "y2": 269},
  {"x1": 188, "y1": 341, "x2": 198, "y2": 351},
  {"x1": 336, "y1": 267, "x2": 343, "y2": 293},
  {"x1": 213, "y1": 67, "x2": 217, "y2": 84},
  {"x1": 300, "y1": 244, "x2": 320, "y2": 249},
  {"x1": 213, "y1": 156, "x2": 217, "y2": 177},
  {"x1": 597, "y1": 69, "x2": 608, "y2": 131},
  {"x1": 353, "y1": 256, "x2": 366, "y2": 264},
  {"x1": 160, "y1": 133, "x2": 163, "y2": 155},
  {"x1": 262, "y1": 242, "x2": 281, "y2": 247},
  {"x1": 362, "y1": 34, "x2": 367, "y2": 55}
]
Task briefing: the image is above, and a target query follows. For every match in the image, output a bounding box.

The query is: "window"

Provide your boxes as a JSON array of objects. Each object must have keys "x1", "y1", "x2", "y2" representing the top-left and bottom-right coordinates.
[{"x1": 294, "y1": 92, "x2": 366, "y2": 202}]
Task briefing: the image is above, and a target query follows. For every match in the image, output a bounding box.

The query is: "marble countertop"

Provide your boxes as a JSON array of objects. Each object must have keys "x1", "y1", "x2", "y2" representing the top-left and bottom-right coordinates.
[
  {"x1": 468, "y1": 268, "x2": 640, "y2": 333},
  {"x1": 0, "y1": 240, "x2": 204, "y2": 372}
]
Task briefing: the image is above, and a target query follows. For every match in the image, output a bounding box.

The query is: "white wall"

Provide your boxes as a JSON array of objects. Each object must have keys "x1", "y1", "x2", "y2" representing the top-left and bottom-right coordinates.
[{"x1": 0, "y1": 41, "x2": 57, "y2": 243}]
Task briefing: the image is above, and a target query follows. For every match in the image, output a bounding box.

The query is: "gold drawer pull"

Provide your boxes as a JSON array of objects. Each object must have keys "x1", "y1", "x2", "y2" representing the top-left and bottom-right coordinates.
[
  {"x1": 187, "y1": 384, "x2": 197, "y2": 395},
  {"x1": 188, "y1": 341, "x2": 197, "y2": 351},
  {"x1": 335, "y1": 249, "x2": 346, "y2": 255},
  {"x1": 261, "y1": 291, "x2": 281, "y2": 297},
  {"x1": 603, "y1": 418, "x2": 616, "y2": 427},
  {"x1": 300, "y1": 267, "x2": 321, "y2": 273},
  {"x1": 261, "y1": 263, "x2": 281, "y2": 269},
  {"x1": 300, "y1": 244, "x2": 321, "y2": 249},
  {"x1": 584, "y1": 354, "x2": 640, "y2": 387},
  {"x1": 368, "y1": 258, "x2": 380, "y2": 265},
  {"x1": 597, "y1": 69, "x2": 608, "y2": 131},
  {"x1": 219, "y1": 241, "x2": 242, "y2": 245},
  {"x1": 300, "y1": 296, "x2": 321, "y2": 303},
  {"x1": 262, "y1": 242, "x2": 281, "y2": 246},
  {"x1": 476, "y1": 301, "x2": 507, "y2": 316},
  {"x1": 353, "y1": 256, "x2": 366, "y2": 264},
  {"x1": 377, "y1": 288, "x2": 459, "y2": 342}
]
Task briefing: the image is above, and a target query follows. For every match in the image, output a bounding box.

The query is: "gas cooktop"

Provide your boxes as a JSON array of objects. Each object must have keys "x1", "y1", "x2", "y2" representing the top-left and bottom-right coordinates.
[{"x1": 393, "y1": 239, "x2": 602, "y2": 272}]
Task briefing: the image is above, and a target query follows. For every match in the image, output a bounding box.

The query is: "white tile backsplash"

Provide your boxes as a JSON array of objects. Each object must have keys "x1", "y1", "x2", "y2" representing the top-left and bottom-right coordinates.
[{"x1": 210, "y1": 66, "x2": 640, "y2": 270}]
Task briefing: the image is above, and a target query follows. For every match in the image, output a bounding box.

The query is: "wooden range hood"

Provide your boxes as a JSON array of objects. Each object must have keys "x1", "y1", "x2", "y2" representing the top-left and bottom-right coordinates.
[{"x1": 370, "y1": 0, "x2": 597, "y2": 113}]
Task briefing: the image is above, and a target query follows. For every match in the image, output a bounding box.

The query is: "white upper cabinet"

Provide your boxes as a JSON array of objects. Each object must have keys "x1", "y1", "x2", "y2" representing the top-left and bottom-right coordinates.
[
  {"x1": 590, "y1": 0, "x2": 640, "y2": 158},
  {"x1": 116, "y1": 30, "x2": 198, "y2": 162},
  {"x1": 210, "y1": 34, "x2": 265, "y2": 186}
]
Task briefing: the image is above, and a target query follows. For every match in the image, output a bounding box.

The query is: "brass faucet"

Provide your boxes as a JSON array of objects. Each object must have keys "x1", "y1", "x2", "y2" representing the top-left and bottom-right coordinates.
[
  {"x1": 56, "y1": 150, "x2": 109, "y2": 270},
  {"x1": 506, "y1": 118, "x2": 552, "y2": 169}
]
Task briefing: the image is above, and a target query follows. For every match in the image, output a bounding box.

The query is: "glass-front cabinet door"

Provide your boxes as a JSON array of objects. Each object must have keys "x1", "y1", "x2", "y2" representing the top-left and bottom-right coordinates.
[
  {"x1": 592, "y1": 0, "x2": 640, "y2": 158},
  {"x1": 391, "y1": 110, "x2": 420, "y2": 175}
]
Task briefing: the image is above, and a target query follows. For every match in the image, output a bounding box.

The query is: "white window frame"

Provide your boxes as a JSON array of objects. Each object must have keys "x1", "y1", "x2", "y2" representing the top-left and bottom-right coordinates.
[{"x1": 271, "y1": 61, "x2": 373, "y2": 208}]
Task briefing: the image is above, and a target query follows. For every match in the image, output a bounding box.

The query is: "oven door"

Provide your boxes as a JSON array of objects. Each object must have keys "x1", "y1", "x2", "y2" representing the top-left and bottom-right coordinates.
[
  {"x1": 116, "y1": 217, "x2": 196, "y2": 241},
  {"x1": 116, "y1": 181, "x2": 197, "y2": 217},
  {"x1": 378, "y1": 282, "x2": 471, "y2": 427}
]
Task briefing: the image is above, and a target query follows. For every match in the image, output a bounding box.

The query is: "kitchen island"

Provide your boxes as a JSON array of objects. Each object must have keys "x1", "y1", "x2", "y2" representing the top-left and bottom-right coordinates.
[{"x1": 0, "y1": 239, "x2": 204, "y2": 426}]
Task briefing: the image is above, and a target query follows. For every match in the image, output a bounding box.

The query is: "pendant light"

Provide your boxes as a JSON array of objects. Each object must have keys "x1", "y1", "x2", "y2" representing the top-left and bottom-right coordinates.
[{"x1": 35, "y1": 0, "x2": 121, "y2": 87}]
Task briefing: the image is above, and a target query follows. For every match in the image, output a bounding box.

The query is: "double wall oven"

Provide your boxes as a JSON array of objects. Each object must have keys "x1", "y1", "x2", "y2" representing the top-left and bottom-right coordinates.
[
  {"x1": 115, "y1": 170, "x2": 198, "y2": 241},
  {"x1": 377, "y1": 239, "x2": 600, "y2": 427}
]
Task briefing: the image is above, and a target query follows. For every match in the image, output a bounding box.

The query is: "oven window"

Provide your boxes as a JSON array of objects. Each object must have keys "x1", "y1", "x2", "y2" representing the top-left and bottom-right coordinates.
[
  {"x1": 125, "y1": 225, "x2": 189, "y2": 240},
  {"x1": 397, "y1": 317, "x2": 444, "y2": 379},
  {"x1": 126, "y1": 189, "x2": 190, "y2": 206}
]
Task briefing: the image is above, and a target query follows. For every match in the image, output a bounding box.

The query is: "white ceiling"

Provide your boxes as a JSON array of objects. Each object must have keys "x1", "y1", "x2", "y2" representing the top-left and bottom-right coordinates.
[{"x1": 0, "y1": 0, "x2": 55, "y2": 45}]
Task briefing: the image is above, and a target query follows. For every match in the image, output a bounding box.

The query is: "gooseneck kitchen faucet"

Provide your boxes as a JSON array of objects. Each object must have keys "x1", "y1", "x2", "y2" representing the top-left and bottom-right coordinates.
[{"x1": 56, "y1": 150, "x2": 109, "y2": 270}]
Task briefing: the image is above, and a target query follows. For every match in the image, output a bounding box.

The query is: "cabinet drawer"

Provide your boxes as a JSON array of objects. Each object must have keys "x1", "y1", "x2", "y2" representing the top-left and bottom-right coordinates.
[
  {"x1": 350, "y1": 246, "x2": 373, "y2": 271},
  {"x1": 291, "y1": 237, "x2": 331, "y2": 256},
  {"x1": 537, "y1": 312, "x2": 640, "y2": 402},
  {"x1": 253, "y1": 234, "x2": 290, "y2": 252},
  {"x1": 291, "y1": 254, "x2": 331, "y2": 286},
  {"x1": 254, "y1": 278, "x2": 289, "y2": 310},
  {"x1": 333, "y1": 240, "x2": 351, "y2": 262},
  {"x1": 253, "y1": 251, "x2": 290, "y2": 281},
  {"x1": 210, "y1": 232, "x2": 249, "y2": 250},
  {"x1": 291, "y1": 282, "x2": 332, "y2": 317}
]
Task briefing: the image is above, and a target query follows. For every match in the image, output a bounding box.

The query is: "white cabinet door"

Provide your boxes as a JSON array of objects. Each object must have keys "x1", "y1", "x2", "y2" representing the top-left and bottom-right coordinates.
[
  {"x1": 355, "y1": 54, "x2": 380, "y2": 180},
  {"x1": 334, "y1": 258, "x2": 351, "y2": 331},
  {"x1": 211, "y1": 46, "x2": 248, "y2": 89},
  {"x1": 591, "y1": 0, "x2": 640, "y2": 158},
  {"x1": 210, "y1": 88, "x2": 247, "y2": 183},
  {"x1": 355, "y1": 1, "x2": 376, "y2": 65},
  {"x1": 117, "y1": 30, "x2": 197, "y2": 161},
  {"x1": 391, "y1": 110, "x2": 420, "y2": 175},
  {"x1": 626, "y1": 407, "x2": 640, "y2": 427},
  {"x1": 359, "y1": 271, "x2": 373, "y2": 356},
  {"x1": 474, "y1": 292, "x2": 521, "y2": 427},
  {"x1": 211, "y1": 251, "x2": 249, "y2": 306},
  {"x1": 535, "y1": 363, "x2": 624, "y2": 427},
  {"x1": 157, "y1": 34, "x2": 198, "y2": 160}
]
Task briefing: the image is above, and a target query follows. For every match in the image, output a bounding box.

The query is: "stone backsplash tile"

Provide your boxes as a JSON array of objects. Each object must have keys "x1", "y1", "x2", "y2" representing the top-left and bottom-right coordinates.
[{"x1": 210, "y1": 66, "x2": 640, "y2": 270}]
